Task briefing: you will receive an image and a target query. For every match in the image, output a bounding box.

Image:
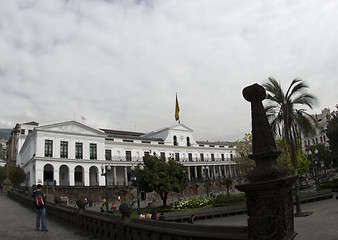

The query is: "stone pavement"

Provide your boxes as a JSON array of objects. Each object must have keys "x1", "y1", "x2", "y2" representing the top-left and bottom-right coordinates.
[
  {"x1": 0, "y1": 194, "x2": 98, "y2": 240},
  {"x1": 196, "y1": 195, "x2": 338, "y2": 240}
]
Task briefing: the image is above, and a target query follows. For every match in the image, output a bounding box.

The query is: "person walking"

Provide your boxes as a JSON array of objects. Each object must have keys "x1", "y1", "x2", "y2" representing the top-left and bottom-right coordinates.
[
  {"x1": 188, "y1": 215, "x2": 195, "y2": 224},
  {"x1": 32, "y1": 184, "x2": 48, "y2": 231}
]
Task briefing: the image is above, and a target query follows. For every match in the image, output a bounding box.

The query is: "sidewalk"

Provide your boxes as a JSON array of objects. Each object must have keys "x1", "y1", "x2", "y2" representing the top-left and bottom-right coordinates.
[
  {"x1": 0, "y1": 194, "x2": 97, "y2": 240},
  {"x1": 196, "y1": 196, "x2": 338, "y2": 240}
]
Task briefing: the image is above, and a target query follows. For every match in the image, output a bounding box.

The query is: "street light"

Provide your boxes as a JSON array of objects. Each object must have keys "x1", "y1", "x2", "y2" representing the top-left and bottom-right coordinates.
[
  {"x1": 101, "y1": 164, "x2": 111, "y2": 212},
  {"x1": 131, "y1": 164, "x2": 144, "y2": 216},
  {"x1": 308, "y1": 149, "x2": 319, "y2": 191}
]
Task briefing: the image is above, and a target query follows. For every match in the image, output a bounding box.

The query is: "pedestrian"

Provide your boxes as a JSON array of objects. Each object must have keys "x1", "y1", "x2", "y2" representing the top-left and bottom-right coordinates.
[
  {"x1": 151, "y1": 209, "x2": 157, "y2": 220},
  {"x1": 159, "y1": 213, "x2": 166, "y2": 221},
  {"x1": 32, "y1": 184, "x2": 48, "y2": 231},
  {"x1": 146, "y1": 212, "x2": 152, "y2": 220},
  {"x1": 111, "y1": 203, "x2": 116, "y2": 214},
  {"x1": 188, "y1": 215, "x2": 195, "y2": 224},
  {"x1": 102, "y1": 198, "x2": 107, "y2": 209}
]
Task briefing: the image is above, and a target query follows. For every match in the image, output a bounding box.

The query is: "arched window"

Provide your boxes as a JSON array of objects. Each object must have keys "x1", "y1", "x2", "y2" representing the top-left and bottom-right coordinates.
[
  {"x1": 173, "y1": 135, "x2": 178, "y2": 146},
  {"x1": 187, "y1": 137, "x2": 191, "y2": 146}
]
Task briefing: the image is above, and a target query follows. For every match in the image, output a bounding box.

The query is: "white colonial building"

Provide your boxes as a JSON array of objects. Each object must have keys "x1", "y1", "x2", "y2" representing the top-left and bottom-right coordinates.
[{"x1": 12, "y1": 120, "x2": 238, "y2": 187}]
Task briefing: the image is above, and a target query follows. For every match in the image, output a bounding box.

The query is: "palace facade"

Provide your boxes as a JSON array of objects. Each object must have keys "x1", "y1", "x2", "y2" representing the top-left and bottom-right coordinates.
[{"x1": 9, "y1": 120, "x2": 238, "y2": 187}]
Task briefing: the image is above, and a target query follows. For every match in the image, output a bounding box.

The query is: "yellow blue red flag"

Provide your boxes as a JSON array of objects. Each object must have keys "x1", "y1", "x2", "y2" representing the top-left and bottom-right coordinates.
[{"x1": 175, "y1": 94, "x2": 180, "y2": 122}]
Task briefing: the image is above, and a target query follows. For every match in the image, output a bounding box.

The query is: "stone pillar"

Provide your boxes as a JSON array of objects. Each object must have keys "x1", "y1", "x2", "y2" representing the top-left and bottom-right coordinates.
[
  {"x1": 213, "y1": 166, "x2": 216, "y2": 180},
  {"x1": 194, "y1": 166, "x2": 198, "y2": 180},
  {"x1": 219, "y1": 165, "x2": 223, "y2": 179},
  {"x1": 187, "y1": 166, "x2": 191, "y2": 181},
  {"x1": 236, "y1": 83, "x2": 297, "y2": 240},
  {"x1": 69, "y1": 169, "x2": 75, "y2": 186}
]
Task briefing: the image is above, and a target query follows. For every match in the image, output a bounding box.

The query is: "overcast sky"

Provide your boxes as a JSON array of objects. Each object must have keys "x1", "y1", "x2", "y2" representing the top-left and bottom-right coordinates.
[{"x1": 0, "y1": 0, "x2": 337, "y2": 142}]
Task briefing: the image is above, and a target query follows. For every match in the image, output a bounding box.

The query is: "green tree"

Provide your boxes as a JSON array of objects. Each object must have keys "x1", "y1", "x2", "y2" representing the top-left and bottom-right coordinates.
[
  {"x1": 263, "y1": 77, "x2": 317, "y2": 215},
  {"x1": 132, "y1": 154, "x2": 188, "y2": 207},
  {"x1": 326, "y1": 107, "x2": 338, "y2": 167},
  {"x1": 276, "y1": 139, "x2": 310, "y2": 176},
  {"x1": 0, "y1": 165, "x2": 26, "y2": 186},
  {"x1": 222, "y1": 178, "x2": 233, "y2": 198},
  {"x1": 234, "y1": 133, "x2": 255, "y2": 180},
  {"x1": 306, "y1": 144, "x2": 333, "y2": 175}
]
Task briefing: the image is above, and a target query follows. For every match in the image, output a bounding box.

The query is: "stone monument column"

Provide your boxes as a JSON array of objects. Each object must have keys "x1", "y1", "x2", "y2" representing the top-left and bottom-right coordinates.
[{"x1": 236, "y1": 83, "x2": 297, "y2": 240}]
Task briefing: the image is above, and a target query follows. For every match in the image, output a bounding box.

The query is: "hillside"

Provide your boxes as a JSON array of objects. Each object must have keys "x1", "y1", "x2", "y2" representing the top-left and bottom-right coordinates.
[{"x1": 0, "y1": 129, "x2": 11, "y2": 140}]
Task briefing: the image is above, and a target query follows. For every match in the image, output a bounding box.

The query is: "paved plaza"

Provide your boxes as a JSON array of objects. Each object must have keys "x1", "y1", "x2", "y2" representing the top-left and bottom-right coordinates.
[
  {"x1": 0, "y1": 192, "x2": 337, "y2": 239},
  {"x1": 197, "y1": 196, "x2": 338, "y2": 240},
  {"x1": 0, "y1": 194, "x2": 98, "y2": 240}
]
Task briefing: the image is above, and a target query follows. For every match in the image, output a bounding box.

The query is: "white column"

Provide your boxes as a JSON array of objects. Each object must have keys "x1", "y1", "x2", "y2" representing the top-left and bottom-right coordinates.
[
  {"x1": 84, "y1": 167, "x2": 89, "y2": 186},
  {"x1": 187, "y1": 167, "x2": 191, "y2": 181},
  {"x1": 113, "y1": 166, "x2": 117, "y2": 186},
  {"x1": 54, "y1": 168, "x2": 60, "y2": 186},
  {"x1": 219, "y1": 165, "x2": 222, "y2": 179},
  {"x1": 69, "y1": 168, "x2": 75, "y2": 186},
  {"x1": 213, "y1": 165, "x2": 216, "y2": 179},
  {"x1": 194, "y1": 166, "x2": 198, "y2": 180},
  {"x1": 124, "y1": 166, "x2": 128, "y2": 186}
]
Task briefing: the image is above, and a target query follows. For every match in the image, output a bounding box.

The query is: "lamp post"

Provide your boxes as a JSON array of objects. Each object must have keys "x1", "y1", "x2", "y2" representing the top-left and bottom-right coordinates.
[
  {"x1": 308, "y1": 149, "x2": 319, "y2": 191},
  {"x1": 101, "y1": 164, "x2": 111, "y2": 212},
  {"x1": 131, "y1": 164, "x2": 144, "y2": 216},
  {"x1": 204, "y1": 166, "x2": 209, "y2": 197}
]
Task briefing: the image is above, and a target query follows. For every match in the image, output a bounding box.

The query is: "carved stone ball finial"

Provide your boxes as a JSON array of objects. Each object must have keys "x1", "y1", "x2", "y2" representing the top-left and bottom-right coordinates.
[{"x1": 243, "y1": 83, "x2": 266, "y2": 103}]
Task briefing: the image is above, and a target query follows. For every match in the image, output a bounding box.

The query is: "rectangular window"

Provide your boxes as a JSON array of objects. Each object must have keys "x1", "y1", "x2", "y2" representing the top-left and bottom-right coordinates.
[
  {"x1": 160, "y1": 152, "x2": 166, "y2": 159},
  {"x1": 75, "y1": 142, "x2": 83, "y2": 159},
  {"x1": 90, "y1": 143, "x2": 97, "y2": 159},
  {"x1": 200, "y1": 153, "x2": 204, "y2": 161},
  {"x1": 211, "y1": 154, "x2": 215, "y2": 161},
  {"x1": 126, "y1": 151, "x2": 132, "y2": 161},
  {"x1": 21, "y1": 129, "x2": 25, "y2": 135},
  {"x1": 175, "y1": 153, "x2": 180, "y2": 161},
  {"x1": 60, "y1": 141, "x2": 68, "y2": 158},
  {"x1": 45, "y1": 140, "x2": 53, "y2": 157},
  {"x1": 221, "y1": 154, "x2": 225, "y2": 161},
  {"x1": 188, "y1": 153, "x2": 193, "y2": 162},
  {"x1": 144, "y1": 151, "x2": 150, "y2": 156},
  {"x1": 105, "y1": 149, "x2": 112, "y2": 160}
]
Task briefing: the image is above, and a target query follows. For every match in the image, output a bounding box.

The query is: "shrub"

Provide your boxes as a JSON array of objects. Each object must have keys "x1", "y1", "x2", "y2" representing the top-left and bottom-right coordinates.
[
  {"x1": 213, "y1": 194, "x2": 246, "y2": 207},
  {"x1": 170, "y1": 197, "x2": 214, "y2": 210}
]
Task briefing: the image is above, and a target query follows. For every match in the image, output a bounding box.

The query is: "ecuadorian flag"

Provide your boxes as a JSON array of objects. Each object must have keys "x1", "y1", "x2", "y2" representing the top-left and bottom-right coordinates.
[{"x1": 175, "y1": 94, "x2": 180, "y2": 122}]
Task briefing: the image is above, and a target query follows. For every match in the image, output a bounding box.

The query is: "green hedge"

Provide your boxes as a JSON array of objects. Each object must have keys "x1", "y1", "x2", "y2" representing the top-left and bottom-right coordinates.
[{"x1": 169, "y1": 194, "x2": 246, "y2": 210}]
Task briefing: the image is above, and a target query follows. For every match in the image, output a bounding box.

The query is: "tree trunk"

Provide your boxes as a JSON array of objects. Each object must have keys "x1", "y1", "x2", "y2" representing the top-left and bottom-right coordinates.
[
  {"x1": 160, "y1": 192, "x2": 168, "y2": 207},
  {"x1": 294, "y1": 169, "x2": 302, "y2": 215}
]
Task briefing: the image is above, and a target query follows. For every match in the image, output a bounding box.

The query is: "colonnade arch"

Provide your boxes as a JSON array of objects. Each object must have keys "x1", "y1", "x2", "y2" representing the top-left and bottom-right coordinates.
[
  {"x1": 75, "y1": 165, "x2": 84, "y2": 186},
  {"x1": 59, "y1": 165, "x2": 69, "y2": 186},
  {"x1": 89, "y1": 166, "x2": 99, "y2": 186},
  {"x1": 43, "y1": 164, "x2": 54, "y2": 185}
]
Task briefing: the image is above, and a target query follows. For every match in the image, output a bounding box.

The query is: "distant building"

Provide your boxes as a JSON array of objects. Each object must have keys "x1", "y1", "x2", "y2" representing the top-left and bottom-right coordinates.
[
  {"x1": 10, "y1": 120, "x2": 238, "y2": 187},
  {"x1": 302, "y1": 108, "x2": 331, "y2": 150},
  {"x1": 6, "y1": 122, "x2": 39, "y2": 166}
]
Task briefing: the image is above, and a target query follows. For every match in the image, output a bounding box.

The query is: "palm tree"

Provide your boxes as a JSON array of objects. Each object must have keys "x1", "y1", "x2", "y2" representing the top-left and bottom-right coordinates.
[{"x1": 263, "y1": 77, "x2": 317, "y2": 215}]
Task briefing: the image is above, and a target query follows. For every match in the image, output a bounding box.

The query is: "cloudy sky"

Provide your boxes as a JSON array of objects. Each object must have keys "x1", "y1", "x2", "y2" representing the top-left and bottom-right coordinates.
[{"x1": 0, "y1": 0, "x2": 337, "y2": 142}]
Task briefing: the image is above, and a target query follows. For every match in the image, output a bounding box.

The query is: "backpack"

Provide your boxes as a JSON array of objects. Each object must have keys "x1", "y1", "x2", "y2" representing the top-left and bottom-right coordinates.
[{"x1": 35, "y1": 194, "x2": 44, "y2": 207}]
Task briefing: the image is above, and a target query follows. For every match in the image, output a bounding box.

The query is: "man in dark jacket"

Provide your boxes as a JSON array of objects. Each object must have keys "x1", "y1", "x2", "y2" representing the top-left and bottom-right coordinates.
[{"x1": 32, "y1": 184, "x2": 47, "y2": 231}]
